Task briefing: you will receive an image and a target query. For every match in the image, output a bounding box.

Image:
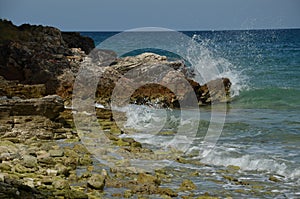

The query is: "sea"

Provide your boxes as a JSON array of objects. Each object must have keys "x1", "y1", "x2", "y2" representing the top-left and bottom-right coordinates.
[{"x1": 80, "y1": 29, "x2": 300, "y2": 198}]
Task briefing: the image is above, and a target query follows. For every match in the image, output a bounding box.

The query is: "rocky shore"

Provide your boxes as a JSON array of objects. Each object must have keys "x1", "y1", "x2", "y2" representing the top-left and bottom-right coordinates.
[{"x1": 0, "y1": 20, "x2": 236, "y2": 198}]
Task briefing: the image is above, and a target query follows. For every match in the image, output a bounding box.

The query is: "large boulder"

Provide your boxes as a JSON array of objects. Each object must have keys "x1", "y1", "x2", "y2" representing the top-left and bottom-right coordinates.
[{"x1": 84, "y1": 52, "x2": 232, "y2": 108}]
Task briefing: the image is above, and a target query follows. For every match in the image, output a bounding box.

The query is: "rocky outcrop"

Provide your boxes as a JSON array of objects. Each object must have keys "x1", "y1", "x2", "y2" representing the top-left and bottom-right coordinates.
[
  {"x1": 0, "y1": 95, "x2": 69, "y2": 142},
  {"x1": 0, "y1": 76, "x2": 46, "y2": 99},
  {"x1": 0, "y1": 95, "x2": 64, "y2": 120},
  {"x1": 81, "y1": 52, "x2": 232, "y2": 108},
  {"x1": 0, "y1": 19, "x2": 231, "y2": 108},
  {"x1": 0, "y1": 19, "x2": 94, "y2": 95},
  {"x1": 62, "y1": 32, "x2": 95, "y2": 54}
]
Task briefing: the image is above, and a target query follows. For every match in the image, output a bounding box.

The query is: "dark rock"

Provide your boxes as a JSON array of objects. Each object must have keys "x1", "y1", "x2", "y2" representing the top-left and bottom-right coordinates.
[
  {"x1": 62, "y1": 32, "x2": 95, "y2": 54},
  {"x1": 0, "y1": 176, "x2": 46, "y2": 199},
  {"x1": 0, "y1": 20, "x2": 94, "y2": 97}
]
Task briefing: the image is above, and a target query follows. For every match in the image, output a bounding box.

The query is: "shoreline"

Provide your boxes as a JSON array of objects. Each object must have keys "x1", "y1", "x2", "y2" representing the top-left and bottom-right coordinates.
[{"x1": 0, "y1": 20, "x2": 295, "y2": 198}]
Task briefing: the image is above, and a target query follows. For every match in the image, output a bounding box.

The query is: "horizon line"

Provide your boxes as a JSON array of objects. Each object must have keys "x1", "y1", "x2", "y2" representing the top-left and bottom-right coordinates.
[
  {"x1": 64, "y1": 27, "x2": 300, "y2": 32},
  {"x1": 2, "y1": 19, "x2": 299, "y2": 32}
]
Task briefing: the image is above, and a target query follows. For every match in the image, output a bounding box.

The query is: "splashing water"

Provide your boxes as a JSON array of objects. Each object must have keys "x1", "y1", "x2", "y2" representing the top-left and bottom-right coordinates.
[{"x1": 186, "y1": 34, "x2": 248, "y2": 97}]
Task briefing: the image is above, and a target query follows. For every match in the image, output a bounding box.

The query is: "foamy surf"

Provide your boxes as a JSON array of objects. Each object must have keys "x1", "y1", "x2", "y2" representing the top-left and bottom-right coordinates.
[{"x1": 200, "y1": 150, "x2": 300, "y2": 180}]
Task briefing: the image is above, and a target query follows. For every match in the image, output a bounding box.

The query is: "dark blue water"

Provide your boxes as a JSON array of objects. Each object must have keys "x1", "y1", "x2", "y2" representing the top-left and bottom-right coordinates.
[{"x1": 80, "y1": 29, "x2": 300, "y2": 197}]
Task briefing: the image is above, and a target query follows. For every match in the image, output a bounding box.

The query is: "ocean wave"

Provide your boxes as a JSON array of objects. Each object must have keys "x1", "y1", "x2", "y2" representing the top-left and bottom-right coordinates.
[
  {"x1": 201, "y1": 151, "x2": 300, "y2": 179},
  {"x1": 232, "y1": 87, "x2": 300, "y2": 109}
]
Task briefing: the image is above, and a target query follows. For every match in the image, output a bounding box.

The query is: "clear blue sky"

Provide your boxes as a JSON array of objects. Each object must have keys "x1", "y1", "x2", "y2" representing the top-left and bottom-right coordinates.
[{"x1": 1, "y1": 0, "x2": 299, "y2": 31}]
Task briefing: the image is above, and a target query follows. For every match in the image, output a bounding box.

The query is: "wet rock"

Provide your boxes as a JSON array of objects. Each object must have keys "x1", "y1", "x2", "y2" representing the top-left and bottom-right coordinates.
[
  {"x1": 226, "y1": 165, "x2": 240, "y2": 171},
  {"x1": 123, "y1": 190, "x2": 132, "y2": 198},
  {"x1": 196, "y1": 194, "x2": 219, "y2": 199},
  {"x1": 179, "y1": 179, "x2": 197, "y2": 191},
  {"x1": 157, "y1": 187, "x2": 178, "y2": 197},
  {"x1": 110, "y1": 166, "x2": 145, "y2": 174},
  {"x1": 269, "y1": 175, "x2": 281, "y2": 182},
  {"x1": 102, "y1": 53, "x2": 231, "y2": 108},
  {"x1": 137, "y1": 172, "x2": 161, "y2": 186},
  {"x1": 73, "y1": 144, "x2": 90, "y2": 154},
  {"x1": 197, "y1": 77, "x2": 231, "y2": 105},
  {"x1": 87, "y1": 173, "x2": 106, "y2": 190},
  {"x1": 223, "y1": 175, "x2": 238, "y2": 182},
  {"x1": 79, "y1": 154, "x2": 93, "y2": 166}
]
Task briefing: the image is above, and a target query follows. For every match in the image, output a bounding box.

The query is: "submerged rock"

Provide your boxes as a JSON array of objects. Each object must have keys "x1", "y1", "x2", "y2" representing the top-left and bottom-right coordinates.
[
  {"x1": 137, "y1": 172, "x2": 161, "y2": 186},
  {"x1": 179, "y1": 179, "x2": 197, "y2": 191}
]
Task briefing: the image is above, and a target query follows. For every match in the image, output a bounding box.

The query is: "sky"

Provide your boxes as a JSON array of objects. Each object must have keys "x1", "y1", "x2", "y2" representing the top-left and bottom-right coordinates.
[{"x1": 1, "y1": 0, "x2": 299, "y2": 31}]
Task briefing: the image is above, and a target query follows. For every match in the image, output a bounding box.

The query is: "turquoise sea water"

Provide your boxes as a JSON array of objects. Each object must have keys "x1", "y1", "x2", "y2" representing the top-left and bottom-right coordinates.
[{"x1": 81, "y1": 29, "x2": 300, "y2": 197}]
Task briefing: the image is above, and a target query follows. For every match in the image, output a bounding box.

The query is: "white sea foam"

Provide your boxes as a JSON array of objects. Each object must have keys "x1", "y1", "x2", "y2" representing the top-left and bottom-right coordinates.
[
  {"x1": 95, "y1": 103, "x2": 105, "y2": 109},
  {"x1": 187, "y1": 34, "x2": 248, "y2": 97},
  {"x1": 115, "y1": 104, "x2": 167, "y2": 133},
  {"x1": 200, "y1": 150, "x2": 300, "y2": 179}
]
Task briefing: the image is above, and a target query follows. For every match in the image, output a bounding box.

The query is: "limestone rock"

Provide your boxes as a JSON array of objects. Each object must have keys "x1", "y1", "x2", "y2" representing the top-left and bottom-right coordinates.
[
  {"x1": 87, "y1": 173, "x2": 106, "y2": 190},
  {"x1": 22, "y1": 155, "x2": 37, "y2": 168},
  {"x1": 0, "y1": 95, "x2": 64, "y2": 120},
  {"x1": 49, "y1": 149, "x2": 64, "y2": 157},
  {"x1": 179, "y1": 179, "x2": 197, "y2": 191},
  {"x1": 137, "y1": 173, "x2": 161, "y2": 186}
]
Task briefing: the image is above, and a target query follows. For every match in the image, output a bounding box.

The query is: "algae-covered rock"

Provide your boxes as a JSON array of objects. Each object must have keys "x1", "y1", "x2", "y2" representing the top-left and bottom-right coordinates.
[
  {"x1": 226, "y1": 165, "x2": 240, "y2": 171},
  {"x1": 79, "y1": 154, "x2": 93, "y2": 166},
  {"x1": 87, "y1": 173, "x2": 106, "y2": 190},
  {"x1": 179, "y1": 179, "x2": 197, "y2": 191},
  {"x1": 13, "y1": 163, "x2": 32, "y2": 173},
  {"x1": 54, "y1": 163, "x2": 71, "y2": 177},
  {"x1": 269, "y1": 175, "x2": 281, "y2": 182},
  {"x1": 53, "y1": 179, "x2": 70, "y2": 190},
  {"x1": 49, "y1": 149, "x2": 64, "y2": 157},
  {"x1": 22, "y1": 155, "x2": 38, "y2": 168},
  {"x1": 137, "y1": 172, "x2": 161, "y2": 186}
]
